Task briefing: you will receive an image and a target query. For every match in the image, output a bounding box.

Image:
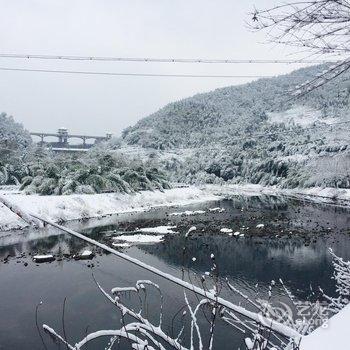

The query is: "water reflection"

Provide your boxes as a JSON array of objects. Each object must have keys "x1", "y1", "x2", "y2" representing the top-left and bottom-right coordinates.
[{"x1": 0, "y1": 195, "x2": 349, "y2": 349}]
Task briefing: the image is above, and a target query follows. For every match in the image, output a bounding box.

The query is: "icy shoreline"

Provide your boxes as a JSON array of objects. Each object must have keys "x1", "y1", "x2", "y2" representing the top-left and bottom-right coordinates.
[
  {"x1": 1, "y1": 184, "x2": 350, "y2": 232},
  {"x1": 0, "y1": 187, "x2": 220, "y2": 231},
  {"x1": 207, "y1": 184, "x2": 350, "y2": 206}
]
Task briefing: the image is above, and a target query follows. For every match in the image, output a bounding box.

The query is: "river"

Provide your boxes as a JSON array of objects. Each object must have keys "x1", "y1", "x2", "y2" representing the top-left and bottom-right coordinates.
[{"x1": 0, "y1": 195, "x2": 349, "y2": 349}]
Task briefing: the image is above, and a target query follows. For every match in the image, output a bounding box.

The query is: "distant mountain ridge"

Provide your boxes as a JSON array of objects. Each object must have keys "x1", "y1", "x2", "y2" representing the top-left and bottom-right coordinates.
[
  {"x1": 121, "y1": 64, "x2": 350, "y2": 189},
  {"x1": 123, "y1": 64, "x2": 350, "y2": 149}
]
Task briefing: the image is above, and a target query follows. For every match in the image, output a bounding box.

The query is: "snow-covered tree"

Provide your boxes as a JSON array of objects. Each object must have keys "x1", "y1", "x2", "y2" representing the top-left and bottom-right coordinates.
[{"x1": 0, "y1": 112, "x2": 32, "y2": 185}]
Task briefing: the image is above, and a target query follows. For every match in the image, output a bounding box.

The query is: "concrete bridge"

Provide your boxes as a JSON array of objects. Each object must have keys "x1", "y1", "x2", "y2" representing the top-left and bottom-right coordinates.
[{"x1": 30, "y1": 128, "x2": 112, "y2": 151}]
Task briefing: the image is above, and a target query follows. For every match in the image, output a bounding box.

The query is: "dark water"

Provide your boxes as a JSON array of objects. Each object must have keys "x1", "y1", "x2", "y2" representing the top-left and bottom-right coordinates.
[{"x1": 0, "y1": 195, "x2": 350, "y2": 350}]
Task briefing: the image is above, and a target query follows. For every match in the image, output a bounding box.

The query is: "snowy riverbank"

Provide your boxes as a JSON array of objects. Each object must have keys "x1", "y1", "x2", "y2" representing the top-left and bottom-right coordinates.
[
  {"x1": 0, "y1": 187, "x2": 219, "y2": 231},
  {"x1": 1, "y1": 184, "x2": 350, "y2": 232},
  {"x1": 207, "y1": 184, "x2": 350, "y2": 206}
]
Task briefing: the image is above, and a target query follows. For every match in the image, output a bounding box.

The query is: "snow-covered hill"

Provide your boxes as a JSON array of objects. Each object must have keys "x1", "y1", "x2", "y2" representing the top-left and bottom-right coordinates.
[{"x1": 120, "y1": 64, "x2": 350, "y2": 189}]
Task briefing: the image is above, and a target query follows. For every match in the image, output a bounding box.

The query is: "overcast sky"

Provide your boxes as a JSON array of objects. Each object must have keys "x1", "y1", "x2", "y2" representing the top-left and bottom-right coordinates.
[{"x1": 0, "y1": 0, "x2": 313, "y2": 137}]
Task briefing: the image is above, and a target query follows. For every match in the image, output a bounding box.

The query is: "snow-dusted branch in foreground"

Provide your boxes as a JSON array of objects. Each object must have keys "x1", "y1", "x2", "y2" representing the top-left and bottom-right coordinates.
[
  {"x1": 44, "y1": 278, "x2": 190, "y2": 350},
  {"x1": 223, "y1": 279, "x2": 305, "y2": 350},
  {"x1": 320, "y1": 248, "x2": 350, "y2": 314},
  {"x1": 42, "y1": 250, "x2": 350, "y2": 350},
  {"x1": 42, "y1": 277, "x2": 300, "y2": 349}
]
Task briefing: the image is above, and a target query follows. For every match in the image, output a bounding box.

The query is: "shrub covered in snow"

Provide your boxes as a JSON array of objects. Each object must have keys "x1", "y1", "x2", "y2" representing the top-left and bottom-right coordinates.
[
  {"x1": 19, "y1": 150, "x2": 171, "y2": 195},
  {"x1": 0, "y1": 112, "x2": 32, "y2": 185},
  {"x1": 0, "y1": 164, "x2": 21, "y2": 186}
]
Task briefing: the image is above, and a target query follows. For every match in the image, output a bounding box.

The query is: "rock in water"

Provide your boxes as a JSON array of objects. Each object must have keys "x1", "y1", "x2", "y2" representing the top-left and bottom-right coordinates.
[{"x1": 33, "y1": 254, "x2": 55, "y2": 263}]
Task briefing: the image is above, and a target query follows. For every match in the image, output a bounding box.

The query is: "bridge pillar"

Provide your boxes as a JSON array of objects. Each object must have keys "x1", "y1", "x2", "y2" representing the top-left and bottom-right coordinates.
[{"x1": 58, "y1": 128, "x2": 69, "y2": 145}]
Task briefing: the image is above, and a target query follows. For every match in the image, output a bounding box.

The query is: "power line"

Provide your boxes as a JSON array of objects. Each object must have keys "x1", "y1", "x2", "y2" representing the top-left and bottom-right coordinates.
[
  {"x1": 0, "y1": 66, "x2": 272, "y2": 79},
  {"x1": 0, "y1": 53, "x2": 339, "y2": 64}
]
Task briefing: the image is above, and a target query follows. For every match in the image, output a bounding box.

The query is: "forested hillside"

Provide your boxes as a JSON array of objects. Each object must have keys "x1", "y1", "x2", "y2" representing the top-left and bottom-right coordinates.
[
  {"x1": 0, "y1": 113, "x2": 32, "y2": 185},
  {"x1": 122, "y1": 64, "x2": 350, "y2": 188}
]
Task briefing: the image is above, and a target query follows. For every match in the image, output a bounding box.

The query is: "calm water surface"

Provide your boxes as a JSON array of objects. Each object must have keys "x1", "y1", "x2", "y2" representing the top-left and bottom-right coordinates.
[{"x1": 0, "y1": 195, "x2": 349, "y2": 349}]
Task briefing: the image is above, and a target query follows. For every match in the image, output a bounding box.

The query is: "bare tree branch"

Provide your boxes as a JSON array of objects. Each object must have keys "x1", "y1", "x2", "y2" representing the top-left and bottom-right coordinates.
[{"x1": 251, "y1": 0, "x2": 350, "y2": 96}]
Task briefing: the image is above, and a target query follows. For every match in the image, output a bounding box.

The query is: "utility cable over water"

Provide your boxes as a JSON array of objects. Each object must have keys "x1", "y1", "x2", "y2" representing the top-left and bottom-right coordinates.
[{"x1": 0, "y1": 53, "x2": 339, "y2": 64}]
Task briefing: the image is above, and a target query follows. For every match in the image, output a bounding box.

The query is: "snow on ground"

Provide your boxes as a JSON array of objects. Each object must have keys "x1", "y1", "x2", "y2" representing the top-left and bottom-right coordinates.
[
  {"x1": 267, "y1": 106, "x2": 337, "y2": 128},
  {"x1": 110, "y1": 225, "x2": 177, "y2": 246},
  {"x1": 0, "y1": 187, "x2": 219, "y2": 231},
  {"x1": 115, "y1": 145, "x2": 195, "y2": 163},
  {"x1": 205, "y1": 184, "x2": 350, "y2": 206},
  {"x1": 1, "y1": 183, "x2": 350, "y2": 232},
  {"x1": 220, "y1": 228, "x2": 233, "y2": 234},
  {"x1": 0, "y1": 187, "x2": 26, "y2": 230},
  {"x1": 50, "y1": 147, "x2": 89, "y2": 152},
  {"x1": 300, "y1": 304, "x2": 350, "y2": 350},
  {"x1": 0, "y1": 185, "x2": 21, "y2": 195},
  {"x1": 278, "y1": 154, "x2": 310, "y2": 163},
  {"x1": 137, "y1": 225, "x2": 177, "y2": 234},
  {"x1": 169, "y1": 210, "x2": 206, "y2": 216},
  {"x1": 186, "y1": 226, "x2": 197, "y2": 237},
  {"x1": 112, "y1": 242, "x2": 131, "y2": 248},
  {"x1": 0, "y1": 203, "x2": 28, "y2": 231},
  {"x1": 286, "y1": 187, "x2": 350, "y2": 205},
  {"x1": 33, "y1": 254, "x2": 55, "y2": 262},
  {"x1": 113, "y1": 234, "x2": 164, "y2": 244},
  {"x1": 205, "y1": 184, "x2": 277, "y2": 197},
  {"x1": 209, "y1": 207, "x2": 225, "y2": 212},
  {"x1": 80, "y1": 250, "x2": 93, "y2": 258}
]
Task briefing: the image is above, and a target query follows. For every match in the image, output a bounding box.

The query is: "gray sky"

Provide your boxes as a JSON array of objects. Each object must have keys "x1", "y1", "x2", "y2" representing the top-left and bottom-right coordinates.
[{"x1": 0, "y1": 0, "x2": 312, "y2": 137}]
